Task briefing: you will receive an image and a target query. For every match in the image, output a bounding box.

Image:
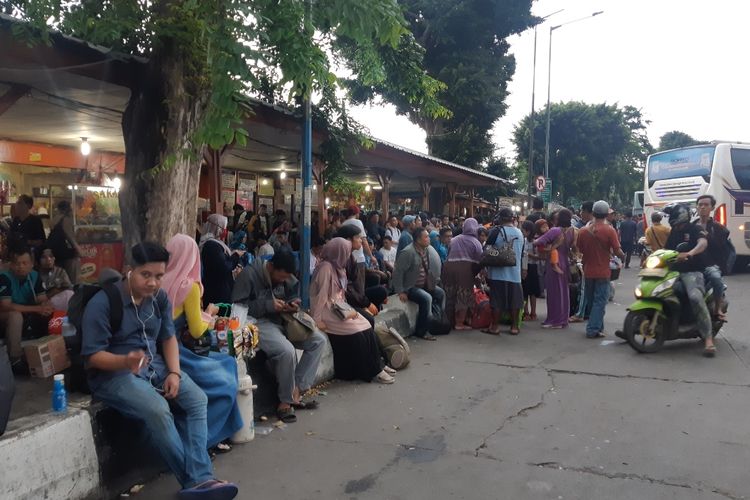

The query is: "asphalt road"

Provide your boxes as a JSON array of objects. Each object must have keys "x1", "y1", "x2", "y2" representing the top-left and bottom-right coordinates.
[{"x1": 140, "y1": 267, "x2": 750, "y2": 500}]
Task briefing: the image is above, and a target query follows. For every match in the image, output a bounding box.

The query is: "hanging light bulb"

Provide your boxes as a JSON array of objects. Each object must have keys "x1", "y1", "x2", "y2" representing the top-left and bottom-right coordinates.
[
  {"x1": 280, "y1": 167, "x2": 287, "y2": 180},
  {"x1": 365, "y1": 182, "x2": 371, "y2": 192},
  {"x1": 80, "y1": 137, "x2": 91, "y2": 156}
]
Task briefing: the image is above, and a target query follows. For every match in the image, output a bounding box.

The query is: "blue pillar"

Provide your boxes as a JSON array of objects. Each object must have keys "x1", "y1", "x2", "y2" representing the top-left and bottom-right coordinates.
[{"x1": 300, "y1": 98, "x2": 312, "y2": 308}]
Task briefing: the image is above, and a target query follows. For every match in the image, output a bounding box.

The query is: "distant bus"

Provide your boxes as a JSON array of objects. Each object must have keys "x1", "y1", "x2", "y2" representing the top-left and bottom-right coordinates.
[
  {"x1": 632, "y1": 191, "x2": 644, "y2": 217},
  {"x1": 643, "y1": 142, "x2": 750, "y2": 266}
]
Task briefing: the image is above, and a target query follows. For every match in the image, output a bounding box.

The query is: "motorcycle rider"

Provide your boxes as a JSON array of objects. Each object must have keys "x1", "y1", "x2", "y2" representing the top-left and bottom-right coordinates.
[
  {"x1": 663, "y1": 203, "x2": 715, "y2": 357},
  {"x1": 693, "y1": 195, "x2": 730, "y2": 321}
]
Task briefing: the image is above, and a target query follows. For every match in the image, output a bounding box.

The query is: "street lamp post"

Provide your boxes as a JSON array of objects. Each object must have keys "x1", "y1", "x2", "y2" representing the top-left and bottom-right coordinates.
[
  {"x1": 528, "y1": 10, "x2": 563, "y2": 209},
  {"x1": 543, "y1": 11, "x2": 604, "y2": 181}
]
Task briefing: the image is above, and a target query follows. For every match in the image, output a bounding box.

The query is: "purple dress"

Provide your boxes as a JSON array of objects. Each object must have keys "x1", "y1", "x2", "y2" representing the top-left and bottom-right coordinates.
[{"x1": 534, "y1": 227, "x2": 574, "y2": 327}]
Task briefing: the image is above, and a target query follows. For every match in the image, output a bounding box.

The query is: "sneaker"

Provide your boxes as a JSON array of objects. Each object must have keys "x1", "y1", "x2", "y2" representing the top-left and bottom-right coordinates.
[{"x1": 374, "y1": 371, "x2": 395, "y2": 384}]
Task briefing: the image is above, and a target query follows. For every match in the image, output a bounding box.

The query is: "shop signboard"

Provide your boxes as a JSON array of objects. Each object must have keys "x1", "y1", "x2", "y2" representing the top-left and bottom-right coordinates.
[{"x1": 79, "y1": 242, "x2": 125, "y2": 283}]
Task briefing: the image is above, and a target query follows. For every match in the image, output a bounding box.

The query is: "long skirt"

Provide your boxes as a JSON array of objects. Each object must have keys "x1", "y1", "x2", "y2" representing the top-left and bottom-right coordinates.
[
  {"x1": 179, "y1": 344, "x2": 244, "y2": 447},
  {"x1": 442, "y1": 260, "x2": 478, "y2": 323},
  {"x1": 327, "y1": 329, "x2": 383, "y2": 382},
  {"x1": 542, "y1": 265, "x2": 570, "y2": 327}
]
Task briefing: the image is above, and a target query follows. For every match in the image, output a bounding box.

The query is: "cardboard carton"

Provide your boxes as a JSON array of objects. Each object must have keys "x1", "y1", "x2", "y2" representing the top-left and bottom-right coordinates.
[{"x1": 23, "y1": 335, "x2": 71, "y2": 378}]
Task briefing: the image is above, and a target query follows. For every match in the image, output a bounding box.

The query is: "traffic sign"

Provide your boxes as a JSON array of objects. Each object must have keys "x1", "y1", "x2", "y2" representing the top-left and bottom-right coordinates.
[
  {"x1": 541, "y1": 177, "x2": 552, "y2": 203},
  {"x1": 535, "y1": 175, "x2": 546, "y2": 193}
]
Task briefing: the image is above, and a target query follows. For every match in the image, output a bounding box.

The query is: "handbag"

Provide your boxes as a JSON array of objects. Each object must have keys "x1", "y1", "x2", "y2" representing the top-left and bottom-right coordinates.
[
  {"x1": 480, "y1": 227, "x2": 517, "y2": 267},
  {"x1": 181, "y1": 328, "x2": 212, "y2": 356},
  {"x1": 332, "y1": 300, "x2": 356, "y2": 320},
  {"x1": 280, "y1": 310, "x2": 316, "y2": 342}
]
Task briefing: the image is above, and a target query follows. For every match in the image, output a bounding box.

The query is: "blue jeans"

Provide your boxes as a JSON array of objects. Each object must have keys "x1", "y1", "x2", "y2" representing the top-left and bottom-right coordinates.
[
  {"x1": 407, "y1": 286, "x2": 445, "y2": 337},
  {"x1": 584, "y1": 278, "x2": 610, "y2": 337},
  {"x1": 94, "y1": 372, "x2": 212, "y2": 489}
]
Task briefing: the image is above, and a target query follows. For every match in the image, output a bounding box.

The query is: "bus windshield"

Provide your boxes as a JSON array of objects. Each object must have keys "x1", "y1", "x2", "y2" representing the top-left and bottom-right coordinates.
[{"x1": 647, "y1": 146, "x2": 715, "y2": 185}]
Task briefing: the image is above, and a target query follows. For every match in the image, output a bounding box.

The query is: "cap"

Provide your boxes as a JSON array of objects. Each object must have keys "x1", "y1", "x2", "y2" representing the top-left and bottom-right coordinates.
[
  {"x1": 402, "y1": 215, "x2": 416, "y2": 225},
  {"x1": 592, "y1": 200, "x2": 610, "y2": 217},
  {"x1": 54, "y1": 374, "x2": 64, "y2": 381}
]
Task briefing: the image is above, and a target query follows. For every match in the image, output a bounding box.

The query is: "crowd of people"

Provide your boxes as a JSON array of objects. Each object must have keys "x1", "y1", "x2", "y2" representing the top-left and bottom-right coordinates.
[{"x1": 0, "y1": 190, "x2": 733, "y2": 499}]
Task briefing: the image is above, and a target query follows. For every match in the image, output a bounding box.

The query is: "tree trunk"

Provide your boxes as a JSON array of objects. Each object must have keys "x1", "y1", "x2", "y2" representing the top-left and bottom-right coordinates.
[
  {"x1": 119, "y1": 36, "x2": 208, "y2": 254},
  {"x1": 420, "y1": 116, "x2": 445, "y2": 156}
]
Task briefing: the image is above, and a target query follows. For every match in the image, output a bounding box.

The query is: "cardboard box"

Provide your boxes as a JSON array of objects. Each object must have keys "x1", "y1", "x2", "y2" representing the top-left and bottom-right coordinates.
[{"x1": 23, "y1": 335, "x2": 71, "y2": 378}]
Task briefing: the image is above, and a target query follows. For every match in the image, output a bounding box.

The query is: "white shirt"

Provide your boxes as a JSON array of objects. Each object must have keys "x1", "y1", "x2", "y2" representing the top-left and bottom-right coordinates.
[
  {"x1": 342, "y1": 218, "x2": 366, "y2": 263},
  {"x1": 379, "y1": 246, "x2": 397, "y2": 266},
  {"x1": 257, "y1": 242, "x2": 274, "y2": 258}
]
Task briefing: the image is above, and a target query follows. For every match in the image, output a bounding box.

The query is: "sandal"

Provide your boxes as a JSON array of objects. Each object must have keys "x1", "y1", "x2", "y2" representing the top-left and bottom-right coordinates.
[
  {"x1": 277, "y1": 406, "x2": 297, "y2": 423},
  {"x1": 509, "y1": 328, "x2": 520, "y2": 336},
  {"x1": 703, "y1": 345, "x2": 717, "y2": 358},
  {"x1": 586, "y1": 332, "x2": 606, "y2": 339},
  {"x1": 482, "y1": 328, "x2": 501, "y2": 336},
  {"x1": 420, "y1": 333, "x2": 437, "y2": 341},
  {"x1": 291, "y1": 400, "x2": 319, "y2": 411},
  {"x1": 375, "y1": 371, "x2": 395, "y2": 384},
  {"x1": 179, "y1": 479, "x2": 238, "y2": 499},
  {"x1": 568, "y1": 316, "x2": 584, "y2": 323}
]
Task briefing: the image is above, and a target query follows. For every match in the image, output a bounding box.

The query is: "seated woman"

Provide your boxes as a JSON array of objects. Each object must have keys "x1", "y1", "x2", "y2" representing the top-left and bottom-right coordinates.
[
  {"x1": 163, "y1": 234, "x2": 243, "y2": 451},
  {"x1": 310, "y1": 238, "x2": 395, "y2": 384},
  {"x1": 37, "y1": 248, "x2": 74, "y2": 311}
]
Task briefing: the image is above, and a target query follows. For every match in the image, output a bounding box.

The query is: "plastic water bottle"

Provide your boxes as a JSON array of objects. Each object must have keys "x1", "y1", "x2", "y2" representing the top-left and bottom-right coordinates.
[
  {"x1": 52, "y1": 374, "x2": 67, "y2": 413},
  {"x1": 231, "y1": 359, "x2": 256, "y2": 444}
]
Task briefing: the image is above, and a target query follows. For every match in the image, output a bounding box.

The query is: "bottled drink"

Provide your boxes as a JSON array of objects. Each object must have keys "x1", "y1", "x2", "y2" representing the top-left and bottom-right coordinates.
[
  {"x1": 227, "y1": 329, "x2": 234, "y2": 357},
  {"x1": 52, "y1": 374, "x2": 67, "y2": 413}
]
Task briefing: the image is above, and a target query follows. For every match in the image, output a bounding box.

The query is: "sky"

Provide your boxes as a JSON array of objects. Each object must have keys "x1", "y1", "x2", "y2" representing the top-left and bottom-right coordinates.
[{"x1": 348, "y1": 0, "x2": 750, "y2": 163}]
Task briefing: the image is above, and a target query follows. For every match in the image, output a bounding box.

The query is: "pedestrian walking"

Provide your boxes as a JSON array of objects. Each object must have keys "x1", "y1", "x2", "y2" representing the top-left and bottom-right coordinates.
[{"x1": 577, "y1": 201, "x2": 625, "y2": 338}]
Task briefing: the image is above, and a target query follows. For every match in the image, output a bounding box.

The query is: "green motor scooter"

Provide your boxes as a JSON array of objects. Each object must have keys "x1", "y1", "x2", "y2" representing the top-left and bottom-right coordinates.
[{"x1": 619, "y1": 248, "x2": 726, "y2": 353}]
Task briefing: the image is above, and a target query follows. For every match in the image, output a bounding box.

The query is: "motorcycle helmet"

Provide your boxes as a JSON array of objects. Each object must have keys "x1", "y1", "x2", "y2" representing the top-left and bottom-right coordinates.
[{"x1": 663, "y1": 202, "x2": 690, "y2": 227}]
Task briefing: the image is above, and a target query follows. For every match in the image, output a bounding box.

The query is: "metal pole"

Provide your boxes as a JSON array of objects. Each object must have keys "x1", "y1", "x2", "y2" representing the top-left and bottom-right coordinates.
[
  {"x1": 527, "y1": 26, "x2": 538, "y2": 209},
  {"x1": 544, "y1": 26, "x2": 554, "y2": 181},
  {"x1": 300, "y1": 0, "x2": 313, "y2": 308}
]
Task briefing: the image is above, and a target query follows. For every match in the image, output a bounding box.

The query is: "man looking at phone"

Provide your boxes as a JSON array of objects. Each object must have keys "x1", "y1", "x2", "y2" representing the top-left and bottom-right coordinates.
[
  {"x1": 82, "y1": 242, "x2": 238, "y2": 500},
  {"x1": 231, "y1": 251, "x2": 325, "y2": 423}
]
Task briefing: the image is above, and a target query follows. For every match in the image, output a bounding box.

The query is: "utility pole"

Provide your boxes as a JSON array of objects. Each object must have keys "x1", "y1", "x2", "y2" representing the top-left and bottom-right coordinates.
[{"x1": 300, "y1": 0, "x2": 313, "y2": 308}]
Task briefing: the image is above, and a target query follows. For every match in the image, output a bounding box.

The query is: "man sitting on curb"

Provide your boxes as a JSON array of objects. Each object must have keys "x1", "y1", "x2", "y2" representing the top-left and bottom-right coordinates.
[
  {"x1": 231, "y1": 251, "x2": 326, "y2": 423},
  {"x1": 0, "y1": 246, "x2": 54, "y2": 374},
  {"x1": 392, "y1": 227, "x2": 444, "y2": 341},
  {"x1": 82, "y1": 242, "x2": 238, "y2": 500}
]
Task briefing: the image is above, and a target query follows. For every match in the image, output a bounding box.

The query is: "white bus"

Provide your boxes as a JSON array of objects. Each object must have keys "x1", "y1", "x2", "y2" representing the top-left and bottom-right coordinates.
[
  {"x1": 643, "y1": 142, "x2": 750, "y2": 267},
  {"x1": 632, "y1": 191, "x2": 644, "y2": 217}
]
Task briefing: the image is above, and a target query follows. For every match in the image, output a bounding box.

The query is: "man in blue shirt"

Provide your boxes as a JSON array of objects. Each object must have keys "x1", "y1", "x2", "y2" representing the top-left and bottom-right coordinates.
[
  {"x1": 485, "y1": 208, "x2": 526, "y2": 335},
  {"x1": 81, "y1": 242, "x2": 238, "y2": 500},
  {"x1": 0, "y1": 246, "x2": 53, "y2": 373},
  {"x1": 397, "y1": 215, "x2": 417, "y2": 255}
]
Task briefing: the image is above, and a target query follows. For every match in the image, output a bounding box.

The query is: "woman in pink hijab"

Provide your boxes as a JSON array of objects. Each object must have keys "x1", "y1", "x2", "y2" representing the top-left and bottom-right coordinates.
[
  {"x1": 163, "y1": 234, "x2": 243, "y2": 450},
  {"x1": 310, "y1": 238, "x2": 395, "y2": 384}
]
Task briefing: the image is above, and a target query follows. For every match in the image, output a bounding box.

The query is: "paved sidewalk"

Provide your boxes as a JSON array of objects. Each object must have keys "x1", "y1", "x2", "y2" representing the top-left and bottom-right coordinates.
[{"x1": 138, "y1": 269, "x2": 750, "y2": 500}]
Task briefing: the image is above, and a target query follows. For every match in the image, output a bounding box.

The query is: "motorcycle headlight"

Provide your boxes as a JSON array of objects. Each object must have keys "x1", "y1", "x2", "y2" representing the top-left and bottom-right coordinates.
[
  {"x1": 645, "y1": 256, "x2": 662, "y2": 269},
  {"x1": 652, "y1": 277, "x2": 677, "y2": 296},
  {"x1": 634, "y1": 287, "x2": 643, "y2": 299}
]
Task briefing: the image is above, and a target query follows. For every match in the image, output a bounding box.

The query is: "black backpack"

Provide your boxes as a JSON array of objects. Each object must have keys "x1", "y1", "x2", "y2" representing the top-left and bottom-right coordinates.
[{"x1": 65, "y1": 283, "x2": 123, "y2": 393}]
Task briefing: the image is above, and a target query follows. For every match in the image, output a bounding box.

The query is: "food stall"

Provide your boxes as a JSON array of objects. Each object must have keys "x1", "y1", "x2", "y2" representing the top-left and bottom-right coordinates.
[{"x1": 71, "y1": 185, "x2": 124, "y2": 282}]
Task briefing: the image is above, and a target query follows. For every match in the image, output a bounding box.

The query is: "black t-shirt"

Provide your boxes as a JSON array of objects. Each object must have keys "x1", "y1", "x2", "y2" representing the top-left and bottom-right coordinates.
[
  {"x1": 526, "y1": 211, "x2": 547, "y2": 223},
  {"x1": 665, "y1": 223, "x2": 709, "y2": 273},
  {"x1": 10, "y1": 215, "x2": 46, "y2": 246},
  {"x1": 619, "y1": 219, "x2": 637, "y2": 246}
]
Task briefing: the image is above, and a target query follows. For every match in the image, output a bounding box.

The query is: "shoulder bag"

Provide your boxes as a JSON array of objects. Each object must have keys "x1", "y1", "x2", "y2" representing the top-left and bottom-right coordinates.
[
  {"x1": 281, "y1": 310, "x2": 317, "y2": 342},
  {"x1": 480, "y1": 227, "x2": 517, "y2": 267}
]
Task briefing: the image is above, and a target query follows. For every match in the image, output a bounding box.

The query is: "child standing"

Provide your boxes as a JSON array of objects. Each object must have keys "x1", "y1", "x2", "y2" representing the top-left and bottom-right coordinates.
[{"x1": 521, "y1": 221, "x2": 541, "y2": 320}]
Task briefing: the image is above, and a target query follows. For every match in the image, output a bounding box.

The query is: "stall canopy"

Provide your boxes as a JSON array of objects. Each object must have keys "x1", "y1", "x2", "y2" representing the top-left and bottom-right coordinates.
[{"x1": 0, "y1": 14, "x2": 506, "y2": 215}]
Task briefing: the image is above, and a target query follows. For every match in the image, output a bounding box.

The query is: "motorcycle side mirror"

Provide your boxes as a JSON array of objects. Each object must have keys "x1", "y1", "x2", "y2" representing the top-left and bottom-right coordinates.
[{"x1": 675, "y1": 242, "x2": 691, "y2": 252}]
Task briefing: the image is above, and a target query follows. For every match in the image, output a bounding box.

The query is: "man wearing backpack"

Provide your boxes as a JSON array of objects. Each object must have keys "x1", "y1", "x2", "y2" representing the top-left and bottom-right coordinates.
[{"x1": 80, "y1": 242, "x2": 238, "y2": 500}]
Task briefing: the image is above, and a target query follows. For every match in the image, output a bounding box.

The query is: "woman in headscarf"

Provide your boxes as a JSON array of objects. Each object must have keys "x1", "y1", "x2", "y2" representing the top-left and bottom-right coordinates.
[
  {"x1": 200, "y1": 214, "x2": 242, "y2": 306},
  {"x1": 442, "y1": 218, "x2": 483, "y2": 330},
  {"x1": 533, "y1": 209, "x2": 576, "y2": 329},
  {"x1": 163, "y1": 234, "x2": 243, "y2": 451},
  {"x1": 310, "y1": 238, "x2": 395, "y2": 384}
]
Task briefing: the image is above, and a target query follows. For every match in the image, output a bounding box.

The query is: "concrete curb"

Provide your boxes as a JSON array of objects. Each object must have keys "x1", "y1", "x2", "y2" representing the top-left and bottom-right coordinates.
[{"x1": 1, "y1": 406, "x2": 101, "y2": 500}]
